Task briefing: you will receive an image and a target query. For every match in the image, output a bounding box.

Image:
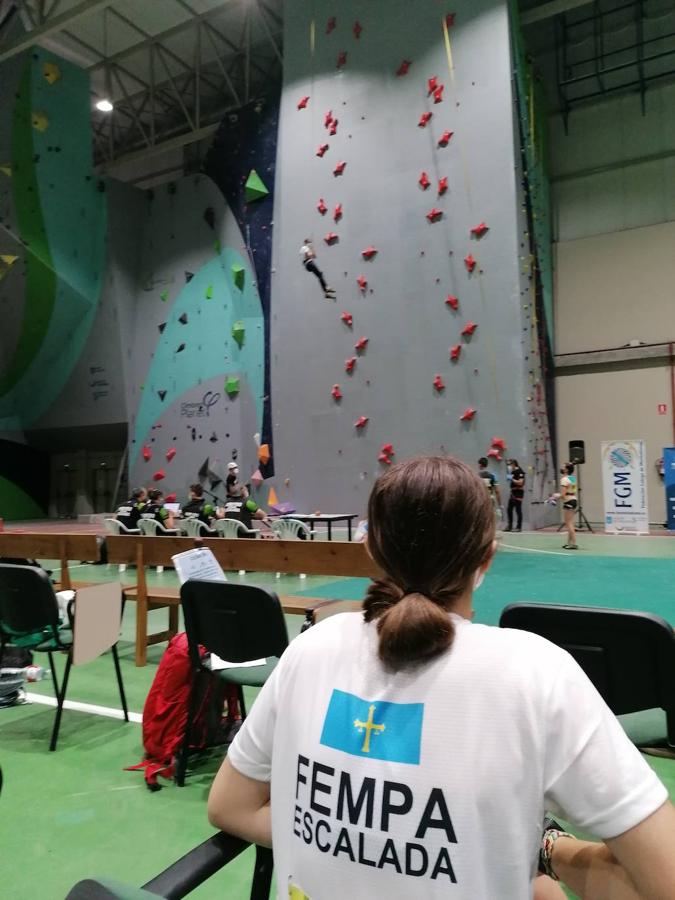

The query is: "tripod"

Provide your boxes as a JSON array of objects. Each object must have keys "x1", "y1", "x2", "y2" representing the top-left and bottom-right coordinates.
[{"x1": 557, "y1": 463, "x2": 594, "y2": 533}]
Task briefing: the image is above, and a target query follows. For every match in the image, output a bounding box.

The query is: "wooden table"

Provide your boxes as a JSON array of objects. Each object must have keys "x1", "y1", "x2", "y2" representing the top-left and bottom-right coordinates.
[{"x1": 278, "y1": 513, "x2": 359, "y2": 541}]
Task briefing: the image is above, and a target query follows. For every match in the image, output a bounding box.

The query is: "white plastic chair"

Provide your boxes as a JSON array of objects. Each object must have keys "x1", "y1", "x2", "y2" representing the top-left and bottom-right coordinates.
[
  {"x1": 139, "y1": 518, "x2": 179, "y2": 572},
  {"x1": 181, "y1": 517, "x2": 216, "y2": 537},
  {"x1": 270, "y1": 518, "x2": 310, "y2": 578},
  {"x1": 215, "y1": 518, "x2": 258, "y2": 574},
  {"x1": 104, "y1": 518, "x2": 139, "y2": 571}
]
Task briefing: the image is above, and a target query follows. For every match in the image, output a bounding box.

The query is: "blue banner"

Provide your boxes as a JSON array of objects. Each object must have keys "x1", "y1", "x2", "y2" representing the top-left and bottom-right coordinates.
[{"x1": 664, "y1": 448, "x2": 675, "y2": 531}]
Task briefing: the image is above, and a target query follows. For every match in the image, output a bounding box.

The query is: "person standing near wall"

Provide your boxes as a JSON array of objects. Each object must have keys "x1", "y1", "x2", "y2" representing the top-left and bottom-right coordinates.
[
  {"x1": 559, "y1": 463, "x2": 578, "y2": 550},
  {"x1": 226, "y1": 461, "x2": 248, "y2": 500},
  {"x1": 300, "y1": 239, "x2": 335, "y2": 298},
  {"x1": 477, "y1": 457, "x2": 502, "y2": 517},
  {"x1": 505, "y1": 459, "x2": 526, "y2": 533}
]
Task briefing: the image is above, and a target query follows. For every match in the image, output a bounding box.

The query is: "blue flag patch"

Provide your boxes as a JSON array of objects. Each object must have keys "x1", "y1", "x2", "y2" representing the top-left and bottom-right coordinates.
[{"x1": 320, "y1": 689, "x2": 423, "y2": 765}]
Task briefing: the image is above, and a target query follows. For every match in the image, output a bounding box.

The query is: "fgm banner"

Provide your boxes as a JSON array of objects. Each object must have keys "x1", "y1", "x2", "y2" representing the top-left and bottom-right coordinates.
[{"x1": 601, "y1": 440, "x2": 649, "y2": 534}]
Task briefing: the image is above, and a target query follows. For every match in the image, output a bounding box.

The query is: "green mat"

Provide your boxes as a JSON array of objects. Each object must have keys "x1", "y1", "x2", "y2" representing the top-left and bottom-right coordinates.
[{"x1": 295, "y1": 552, "x2": 675, "y2": 626}]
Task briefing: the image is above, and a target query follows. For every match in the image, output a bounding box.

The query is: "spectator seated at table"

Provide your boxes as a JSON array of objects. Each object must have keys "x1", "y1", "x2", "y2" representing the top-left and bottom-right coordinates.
[
  {"x1": 182, "y1": 483, "x2": 217, "y2": 526},
  {"x1": 114, "y1": 487, "x2": 147, "y2": 531},
  {"x1": 140, "y1": 489, "x2": 176, "y2": 531},
  {"x1": 221, "y1": 494, "x2": 270, "y2": 535}
]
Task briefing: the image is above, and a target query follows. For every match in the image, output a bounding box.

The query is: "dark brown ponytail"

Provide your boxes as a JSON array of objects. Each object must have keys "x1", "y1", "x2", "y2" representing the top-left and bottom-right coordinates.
[{"x1": 364, "y1": 456, "x2": 495, "y2": 671}]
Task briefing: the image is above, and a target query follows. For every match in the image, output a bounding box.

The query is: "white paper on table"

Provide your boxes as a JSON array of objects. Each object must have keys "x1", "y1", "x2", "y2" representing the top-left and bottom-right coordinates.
[
  {"x1": 171, "y1": 547, "x2": 228, "y2": 586},
  {"x1": 209, "y1": 653, "x2": 267, "y2": 670}
]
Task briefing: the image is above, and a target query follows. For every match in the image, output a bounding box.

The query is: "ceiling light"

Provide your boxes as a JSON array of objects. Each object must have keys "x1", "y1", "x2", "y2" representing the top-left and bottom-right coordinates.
[{"x1": 95, "y1": 98, "x2": 114, "y2": 113}]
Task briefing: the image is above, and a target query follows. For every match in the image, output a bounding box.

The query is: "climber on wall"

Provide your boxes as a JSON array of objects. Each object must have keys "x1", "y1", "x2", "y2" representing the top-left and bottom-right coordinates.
[{"x1": 300, "y1": 238, "x2": 335, "y2": 298}]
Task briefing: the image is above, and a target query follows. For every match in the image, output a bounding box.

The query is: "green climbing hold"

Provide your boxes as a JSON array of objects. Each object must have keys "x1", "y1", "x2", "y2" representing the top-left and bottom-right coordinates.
[
  {"x1": 225, "y1": 376, "x2": 240, "y2": 398},
  {"x1": 232, "y1": 320, "x2": 245, "y2": 348},
  {"x1": 205, "y1": 284, "x2": 213, "y2": 299},
  {"x1": 160, "y1": 290, "x2": 168, "y2": 302},
  {"x1": 232, "y1": 263, "x2": 245, "y2": 290},
  {"x1": 245, "y1": 169, "x2": 269, "y2": 202}
]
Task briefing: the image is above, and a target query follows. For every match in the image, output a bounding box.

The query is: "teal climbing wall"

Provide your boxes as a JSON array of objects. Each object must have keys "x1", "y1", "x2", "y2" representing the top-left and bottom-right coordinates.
[{"x1": 0, "y1": 48, "x2": 106, "y2": 431}]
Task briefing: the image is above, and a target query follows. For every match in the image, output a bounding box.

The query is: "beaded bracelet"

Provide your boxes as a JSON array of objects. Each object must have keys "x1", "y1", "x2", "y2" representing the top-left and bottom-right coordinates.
[{"x1": 539, "y1": 828, "x2": 576, "y2": 881}]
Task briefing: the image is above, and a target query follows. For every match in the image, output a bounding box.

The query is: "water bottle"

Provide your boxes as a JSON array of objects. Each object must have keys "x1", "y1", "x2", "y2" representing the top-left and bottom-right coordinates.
[{"x1": 23, "y1": 665, "x2": 48, "y2": 683}]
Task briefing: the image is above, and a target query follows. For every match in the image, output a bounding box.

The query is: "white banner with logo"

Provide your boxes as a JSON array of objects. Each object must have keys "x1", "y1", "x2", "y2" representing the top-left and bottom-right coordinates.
[{"x1": 601, "y1": 440, "x2": 649, "y2": 534}]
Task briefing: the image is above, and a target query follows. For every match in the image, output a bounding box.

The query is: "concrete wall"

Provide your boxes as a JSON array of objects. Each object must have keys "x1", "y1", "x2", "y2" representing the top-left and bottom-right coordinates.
[{"x1": 270, "y1": 0, "x2": 551, "y2": 517}]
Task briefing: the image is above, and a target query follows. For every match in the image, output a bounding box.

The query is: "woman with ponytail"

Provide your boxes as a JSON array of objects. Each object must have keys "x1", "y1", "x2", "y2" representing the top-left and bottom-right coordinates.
[{"x1": 210, "y1": 457, "x2": 675, "y2": 900}]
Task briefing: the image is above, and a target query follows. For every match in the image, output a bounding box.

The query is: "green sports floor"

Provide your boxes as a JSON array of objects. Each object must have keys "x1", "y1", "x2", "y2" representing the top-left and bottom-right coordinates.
[{"x1": 1, "y1": 530, "x2": 674, "y2": 899}]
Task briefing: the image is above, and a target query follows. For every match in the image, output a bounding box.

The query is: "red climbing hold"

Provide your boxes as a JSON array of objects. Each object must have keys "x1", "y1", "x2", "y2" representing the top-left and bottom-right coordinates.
[
  {"x1": 333, "y1": 160, "x2": 347, "y2": 176},
  {"x1": 361, "y1": 246, "x2": 378, "y2": 260},
  {"x1": 337, "y1": 50, "x2": 347, "y2": 69},
  {"x1": 324, "y1": 232, "x2": 339, "y2": 245},
  {"x1": 427, "y1": 76, "x2": 439, "y2": 95},
  {"x1": 345, "y1": 357, "x2": 357, "y2": 373},
  {"x1": 381, "y1": 443, "x2": 395, "y2": 457},
  {"x1": 333, "y1": 203, "x2": 343, "y2": 222},
  {"x1": 355, "y1": 336, "x2": 369, "y2": 352},
  {"x1": 378, "y1": 453, "x2": 393, "y2": 465},
  {"x1": 355, "y1": 415, "x2": 369, "y2": 429},
  {"x1": 445, "y1": 294, "x2": 459, "y2": 310},
  {"x1": 438, "y1": 130, "x2": 454, "y2": 147},
  {"x1": 142, "y1": 445, "x2": 152, "y2": 461},
  {"x1": 166, "y1": 447, "x2": 176, "y2": 462},
  {"x1": 487, "y1": 448, "x2": 502, "y2": 461},
  {"x1": 418, "y1": 111, "x2": 433, "y2": 128},
  {"x1": 433, "y1": 85, "x2": 445, "y2": 104},
  {"x1": 332, "y1": 384, "x2": 343, "y2": 401},
  {"x1": 317, "y1": 197, "x2": 327, "y2": 215},
  {"x1": 353, "y1": 20, "x2": 362, "y2": 39},
  {"x1": 491, "y1": 437, "x2": 507, "y2": 450},
  {"x1": 317, "y1": 143, "x2": 329, "y2": 158},
  {"x1": 446, "y1": 12, "x2": 456, "y2": 28},
  {"x1": 438, "y1": 176, "x2": 448, "y2": 195},
  {"x1": 433, "y1": 374, "x2": 445, "y2": 392},
  {"x1": 419, "y1": 171, "x2": 431, "y2": 190},
  {"x1": 341, "y1": 311, "x2": 353, "y2": 327},
  {"x1": 324, "y1": 109, "x2": 333, "y2": 128},
  {"x1": 297, "y1": 95, "x2": 310, "y2": 110},
  {"x1": 329, "y1": 118, "x2": 338, "y2": 136},
  {"x1": 326, "y1": 16, "x2": 336, "y2": 34},
  {"x1": 450, "y1": 344, "x2": 462, "y2": 361},
  {"x1": 464, "y1": 254, "x2": 477, "y2": 273},
  {"x1": 461, "y1": 321, "x2": 478, "y2": 337},
  {"x1": 459, "y1": 408, "x2": 476, "y2": 422},
  {"x1": 153, "y1": 469, "x2": 166, "y2": 481},
  {"x1": 426, "y1": 207, "x2": 443, "y2": 222},
  {"x1": 357, "y1": 275, "x2": 368, "y2": 292},
  {"x1": 396, "y1": 59, "x2": 412, "y2": 76},
  {"x1": 470, "y1": 221, "x2": 490, "y2": 238}
]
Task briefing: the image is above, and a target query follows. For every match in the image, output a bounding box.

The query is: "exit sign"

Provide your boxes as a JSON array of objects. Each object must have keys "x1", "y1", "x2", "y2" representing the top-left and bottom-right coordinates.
[{"x1": 658, "y1": 404, "x2": 668, "y2": 415}]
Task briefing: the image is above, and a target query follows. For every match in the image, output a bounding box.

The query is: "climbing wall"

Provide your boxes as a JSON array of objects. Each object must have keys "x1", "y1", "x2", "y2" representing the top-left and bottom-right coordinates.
[
  {"x1": 269, "y1": 0, "x2": 550, "y2": 517},
  {"x1": 125, "y1": 175, "x2": 267, "y2": 501}
]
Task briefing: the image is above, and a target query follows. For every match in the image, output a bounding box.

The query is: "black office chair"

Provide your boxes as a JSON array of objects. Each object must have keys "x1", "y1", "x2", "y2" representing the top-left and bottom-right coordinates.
[
  {"x1": 0, "y1": 564, "x2": 129, "y2": 751},
  {"x1": 65, "y1": 831, "x2": 273, "y2": 899},
  {"x1": 499, "y1": 603, "x2": 675, "y2": 748},
  {"x1": 177, "y1": 580, "x2": 289, "y2": 786}
]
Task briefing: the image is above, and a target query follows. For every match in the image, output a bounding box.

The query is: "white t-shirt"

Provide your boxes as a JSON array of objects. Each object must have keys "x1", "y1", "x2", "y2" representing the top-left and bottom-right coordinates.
[{"x1": 228, "y1": 612, "x2": 667, "y2": 899}]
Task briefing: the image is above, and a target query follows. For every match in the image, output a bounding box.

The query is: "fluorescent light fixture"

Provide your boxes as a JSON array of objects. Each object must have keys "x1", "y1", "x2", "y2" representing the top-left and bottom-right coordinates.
[{"x1": 95, "y1": 98, "x2": 114, "y2": 113}]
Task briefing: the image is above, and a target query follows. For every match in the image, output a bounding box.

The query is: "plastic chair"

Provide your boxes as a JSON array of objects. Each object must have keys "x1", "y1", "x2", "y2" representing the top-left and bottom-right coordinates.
[
  {"x1": 0, "y1": 564, "x2": 128, "y2": 751},
  {"x1": 270, "y1": 518, "x2": 310, "y2": 578},
  {"x1": 214, "y1": 518, "x2": 258, "y2": 539},
  {"x1": 65, "y1": 832, "x2": 273, "y2": 900},
  {"x1": 270, "y1": 518, "x2": 311, "y2": 541},
  {"x1": 139, "y1": 519, "x2": 179, "y2": 572},
  {"x1": 177, "y1": 580, "x2": 288, "y2": 785},
  {"x1": 181, "y1": 517, "x2": 216, "y2": 538},
  {"x1": 104, "y1": 519, "x2": 138, "y2": 572},
  {"x1": 499, "y1": 602, "x2": 675, "y2": 748}
]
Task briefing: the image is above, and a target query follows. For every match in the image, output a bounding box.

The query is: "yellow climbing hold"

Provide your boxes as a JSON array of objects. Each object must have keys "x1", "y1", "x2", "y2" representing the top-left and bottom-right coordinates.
[
  {"x1": 0, "y1": 255, "x2": 18, "y2": 267},
  {"x1": 32, "y1": 111, "x2": 49, "y2": 132},
  {"x1": 267, "y1": 486, "x2": 279, "y2": 507},
  {"x1": 42, "y1": 61, "x2": 61, "y2": 84},
  {"x1": 0, "y1": 163, "x2": 11, "y2": 177}
]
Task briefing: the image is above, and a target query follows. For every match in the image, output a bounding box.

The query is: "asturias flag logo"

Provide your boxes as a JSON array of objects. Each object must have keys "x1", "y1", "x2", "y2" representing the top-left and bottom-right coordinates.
[{"x1": 320, "y1": 689, "x2": 424, "y2": 765}]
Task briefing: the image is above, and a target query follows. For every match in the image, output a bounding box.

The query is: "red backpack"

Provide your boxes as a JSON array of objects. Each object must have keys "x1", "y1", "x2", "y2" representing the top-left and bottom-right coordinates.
[{"x1": 125, "y1": 633, "x2": 239, "y2": 790}]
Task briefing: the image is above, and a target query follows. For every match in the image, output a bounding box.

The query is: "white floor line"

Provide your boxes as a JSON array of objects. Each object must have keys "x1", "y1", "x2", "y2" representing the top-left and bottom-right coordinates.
[
  {"x1": 500, "y1": 543, "x2": 575, "y2": 557},
  {"x1": 27, "y1": 691, "x2": 142, "y2": 723}
]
